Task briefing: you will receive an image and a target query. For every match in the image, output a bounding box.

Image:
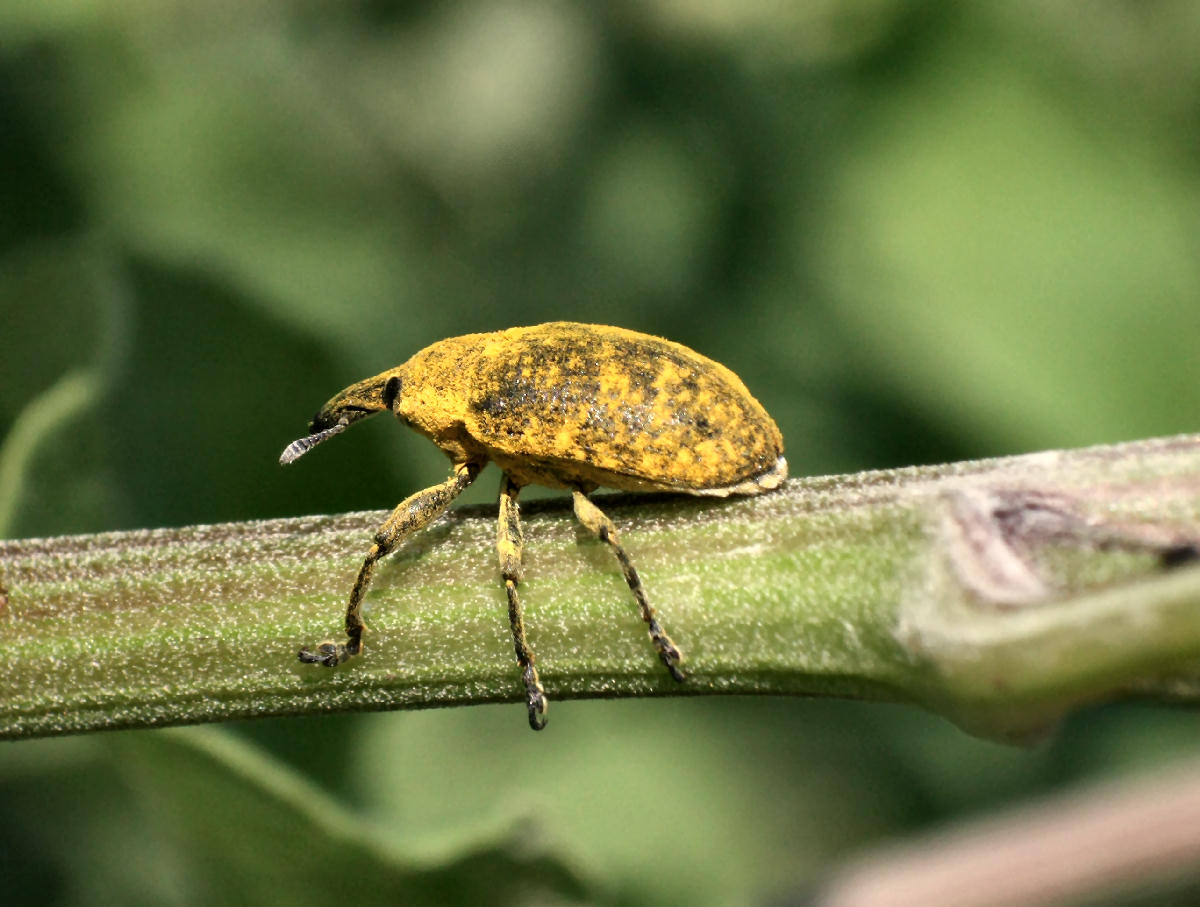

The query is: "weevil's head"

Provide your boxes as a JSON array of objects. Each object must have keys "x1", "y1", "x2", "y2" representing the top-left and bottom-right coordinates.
[{"x1": 279, "y1": 369, "x2": 404, "y2": 465}]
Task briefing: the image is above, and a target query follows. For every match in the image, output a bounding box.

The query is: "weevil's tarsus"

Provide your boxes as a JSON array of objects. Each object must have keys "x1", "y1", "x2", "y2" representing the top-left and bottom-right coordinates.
[
  {"x1": 297, "y1": 640, "x2": 351, "y2": 667},
  {"x1": 572, "y1": 490, "x2": 686, "y2": 682},
  {"x1": 298, "y1": 461, "x2": 482, "y2": 666},
  {"x1": 498, "y1": 474, "x2": 548, "y2": 729}
]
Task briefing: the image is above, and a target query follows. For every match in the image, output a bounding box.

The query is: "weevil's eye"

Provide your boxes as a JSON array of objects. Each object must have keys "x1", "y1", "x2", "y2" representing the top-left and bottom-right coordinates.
[{"x1": 382, "y1": 376, "x2": 401, "y2": 411}]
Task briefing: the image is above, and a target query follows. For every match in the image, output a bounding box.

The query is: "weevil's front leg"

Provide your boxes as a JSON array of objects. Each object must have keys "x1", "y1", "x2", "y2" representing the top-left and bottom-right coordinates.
[
  {"x1": 498, "y1": 474, "x2": 548, "y2": 730},
  {"x1": 299, "y1": 461, "x2": 482, "y2": 667},
  {"x1": 571, "y1": 491, "x2": 685, "y2": 682}
]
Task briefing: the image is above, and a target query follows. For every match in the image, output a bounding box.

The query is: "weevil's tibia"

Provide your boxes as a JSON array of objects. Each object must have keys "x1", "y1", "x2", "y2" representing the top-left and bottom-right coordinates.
[
  {"x1": 571, "y1": 491, "x2": 686, "y2": 683},
  {"x1": 498, "y1": 474, "x2": 548, "y2": 730},
  {"x1": 299, "y1": 461, "x2": 481, "y2": 667}
]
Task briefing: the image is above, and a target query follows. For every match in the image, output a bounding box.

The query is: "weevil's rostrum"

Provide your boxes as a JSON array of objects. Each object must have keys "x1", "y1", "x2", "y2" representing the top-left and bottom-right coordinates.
[{"x1": 282, "y1": 322, "x2": 786, "y2": 729}]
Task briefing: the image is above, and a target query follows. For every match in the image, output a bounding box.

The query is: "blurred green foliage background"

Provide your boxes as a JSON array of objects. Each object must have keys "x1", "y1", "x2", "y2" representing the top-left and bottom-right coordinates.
[{"x1": 3, "y1": 2, "x2": 1200, "y2": 904}]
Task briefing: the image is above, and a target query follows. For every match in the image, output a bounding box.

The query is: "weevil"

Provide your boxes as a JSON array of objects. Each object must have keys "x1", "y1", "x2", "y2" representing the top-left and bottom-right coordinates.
[{"x1": 281, "y1": 322, "x2": 786, "y2": 729}]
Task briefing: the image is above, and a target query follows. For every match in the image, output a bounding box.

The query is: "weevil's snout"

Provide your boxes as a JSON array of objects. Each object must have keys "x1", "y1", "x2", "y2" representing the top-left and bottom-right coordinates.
[
  {"x1": 279, "y1": 372, "x2": 403, "y2": 466},
  {"x1": 308, "y1": 408, "x2": 352, "y2": 435}
]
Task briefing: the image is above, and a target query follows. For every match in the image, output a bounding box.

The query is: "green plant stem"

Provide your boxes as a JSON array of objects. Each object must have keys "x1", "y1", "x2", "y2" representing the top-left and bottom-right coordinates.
[{"x1": 3, "y1": 434, "x2": 1200, "y2": 742}]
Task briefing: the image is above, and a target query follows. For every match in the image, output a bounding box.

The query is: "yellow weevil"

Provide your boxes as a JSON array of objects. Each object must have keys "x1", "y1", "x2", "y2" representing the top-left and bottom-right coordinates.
[{"x1": 281, "y1": 322, "x2": 786, "y2": 729}]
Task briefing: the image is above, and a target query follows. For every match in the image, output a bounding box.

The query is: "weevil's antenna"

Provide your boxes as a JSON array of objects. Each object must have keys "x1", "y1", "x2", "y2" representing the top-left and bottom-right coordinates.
[{"x1": 279, "y1": 418, "x2": 349, "y2": 465}]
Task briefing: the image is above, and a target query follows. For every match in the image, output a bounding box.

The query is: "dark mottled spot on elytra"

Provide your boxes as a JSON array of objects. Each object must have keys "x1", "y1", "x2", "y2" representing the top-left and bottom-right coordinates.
[{"x1": 473, "y1": 396, "x2": 508, "y2": 416}]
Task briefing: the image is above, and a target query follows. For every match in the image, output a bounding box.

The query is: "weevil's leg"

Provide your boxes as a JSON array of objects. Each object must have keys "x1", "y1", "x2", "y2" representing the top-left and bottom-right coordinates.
[
  {"x1": 498, "y1": 474, "x2": 548, "y2": 730},
  {"x1": 571, "y1": 491, "x2": 685, "y2": 682},
  {"x1": 299, "y1": 462, "x2": 482, "y2": 667}
]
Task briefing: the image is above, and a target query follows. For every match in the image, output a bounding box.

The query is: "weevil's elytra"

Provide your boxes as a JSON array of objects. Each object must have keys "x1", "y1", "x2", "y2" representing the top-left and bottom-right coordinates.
[{"x1": 281, "y1": 322, "x2": 786, "y2": 730}]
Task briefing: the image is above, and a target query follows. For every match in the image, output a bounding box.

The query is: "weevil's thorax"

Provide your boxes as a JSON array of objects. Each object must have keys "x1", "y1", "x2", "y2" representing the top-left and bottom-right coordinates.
[{"x1": 392, "y1": 334, "x2": 493, "y2": 464}]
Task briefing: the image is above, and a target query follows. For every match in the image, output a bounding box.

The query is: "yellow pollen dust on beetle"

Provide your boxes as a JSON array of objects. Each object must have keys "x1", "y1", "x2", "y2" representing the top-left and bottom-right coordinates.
[{"x1": 281, "y1": 322, "x2": 787, "y2": 730}]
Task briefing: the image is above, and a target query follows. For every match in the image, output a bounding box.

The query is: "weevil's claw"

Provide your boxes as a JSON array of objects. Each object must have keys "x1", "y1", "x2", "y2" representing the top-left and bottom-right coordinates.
[
  {"x1": 647, "y1": 621, "x2": 686, "y2": 683},
  {"x1": 524, "y1": 665, "x2": 548, "y2": 731},
  {"x1": 528, "y1": 697, "x2": 548, "y2": 731},
  {"x1": 298, "y1": 641, "x2": 346, "y2": 667},
  {"x1": 658, "y1": 637, "x2": 686, "y2": 683}
]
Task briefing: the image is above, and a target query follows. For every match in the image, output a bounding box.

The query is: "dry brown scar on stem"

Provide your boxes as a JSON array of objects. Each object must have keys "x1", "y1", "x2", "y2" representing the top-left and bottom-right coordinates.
[
  {"x1": 942, "y1": 487, "x2": 1200, "y2": 608},
  {"x1": 941, "y1": 488, "x2": 1052, "y2": 606}
]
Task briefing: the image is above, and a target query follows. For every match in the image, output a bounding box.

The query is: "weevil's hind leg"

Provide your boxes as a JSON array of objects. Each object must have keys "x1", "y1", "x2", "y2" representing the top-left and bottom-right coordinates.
[
  {"x1": 571, "y1": 491, "x2": 685, "y2": 682},
  {"x1": 299, "y1": 462, "x2": 482, "y2": 667},
  {"x1": 498, "y1": 474, "x2": 548, "y2": 730}
]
